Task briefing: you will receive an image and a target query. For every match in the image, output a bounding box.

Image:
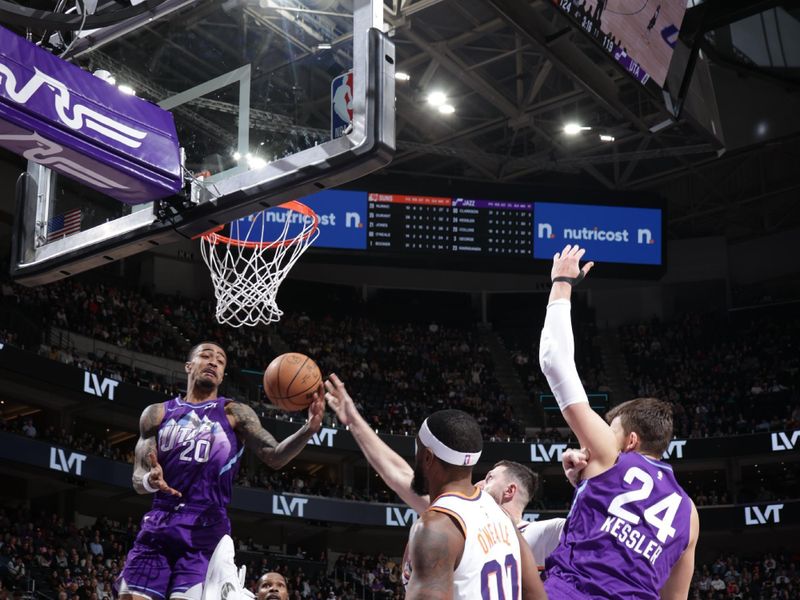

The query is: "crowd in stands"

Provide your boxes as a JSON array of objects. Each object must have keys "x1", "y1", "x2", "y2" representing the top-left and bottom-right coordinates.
[
  {"x1": 620, "y1": 308, "x2": 800, "y2": 439},
  {"x1": 8, "y1": 404, "x2": 799, "y2": 510},
  {"x1": 689, "y1": 552, "x2": 799, "y2": 599},
  {"x1": 0, "y1": 328, "x2": 180, "y2": 399},
  {"x1": 234, "y1": 461, "x2": 403, "y2": 505},
  {"x1": 4, "y1": 275, "x2": 800, "y2": 443},
  {"x1": 43, "y1": 342, "x2": 181, "y2": 398},
  {"x1": 0, "y1": 506, "x2": 135, "y2": 599},
  {"x1": 0, "y1": 415, "x2": 135, "y2": 465},
  {"x1": 231, "y1": 541, "x2": 405, "y2": 599},
  {"x1": 3, "y1": 500, "x2": 797, "y2": 600},
  {"x1": 277, "y1": 310, "x2": 522, "y2": 440},
  {"x1": 501, "y1": 300, "x2": 610, "y2": 426},
  {"x1": 1, "y1": 279, "x2": 179, "y2": 359},
  {"x1": 0, "y1": 505, "x2": 399, "y2": 600},
  {"x1": 0, "y1": 413, "x2": 415, "y2": 506},
  {"x1": 332, "y1": 552, "x2": 403, "y2": 599},
  {"x1": 1, "y1": 278, "x2": 521, "y2": 441}
]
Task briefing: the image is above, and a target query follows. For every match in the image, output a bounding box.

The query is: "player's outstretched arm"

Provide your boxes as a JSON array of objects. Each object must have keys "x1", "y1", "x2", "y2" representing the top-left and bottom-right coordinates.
[
  {"x1": 660, "y1": 502, "x2": 699, "y2": 600},
  {"x1": 404, "y1": 511, "x2": 462, "y2": 600},
  {"x1": 539, "y1": 244, "x2": 618, "y2": 477},
  {"x1": 517, "y1": 528, "x2": 548, "y2": 600},
  {"x1": 228, "y1": 391, "x2": 325, "y2": 470},
  {"x1": 325, "y1": 374, "x2": 430, "y2": 513},
  {"x1": 132, "y1": 403, "x2": 181, "y2": 496}
]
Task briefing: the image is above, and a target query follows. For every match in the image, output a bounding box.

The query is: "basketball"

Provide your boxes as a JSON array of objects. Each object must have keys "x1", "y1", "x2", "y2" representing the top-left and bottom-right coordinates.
[{"x1": 263, "y1": 352, "x2": 323, "y2": 411}]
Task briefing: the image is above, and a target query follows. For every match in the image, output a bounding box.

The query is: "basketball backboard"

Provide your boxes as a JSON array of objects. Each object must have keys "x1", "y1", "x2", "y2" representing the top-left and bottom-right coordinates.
[{"x1": 7, "y1": 0, "x2": 394, "y2": 285}]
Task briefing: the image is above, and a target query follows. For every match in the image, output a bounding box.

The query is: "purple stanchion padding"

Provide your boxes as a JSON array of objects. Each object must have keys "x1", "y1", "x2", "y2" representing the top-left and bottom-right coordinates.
[{"x1": 0, "y1": 26, "x2": 182, "y2": 205}]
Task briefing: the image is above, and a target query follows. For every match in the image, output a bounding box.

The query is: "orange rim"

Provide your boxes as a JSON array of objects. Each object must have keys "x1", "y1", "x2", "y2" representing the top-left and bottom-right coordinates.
[{"x1": 198, "y1": 201, "x2": 319, "y2": 249}]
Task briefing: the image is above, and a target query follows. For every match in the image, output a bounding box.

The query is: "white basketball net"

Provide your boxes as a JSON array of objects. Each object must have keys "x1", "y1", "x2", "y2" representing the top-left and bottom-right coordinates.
[{"x1": 200, "y1": 201, "x2": 320, "y2": 328}]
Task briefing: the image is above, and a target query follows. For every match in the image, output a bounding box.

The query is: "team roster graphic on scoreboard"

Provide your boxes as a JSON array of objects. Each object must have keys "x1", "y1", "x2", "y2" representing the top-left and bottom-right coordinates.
[{"x1": 555, "y1": 0, "x2": 688, "y2": 87}]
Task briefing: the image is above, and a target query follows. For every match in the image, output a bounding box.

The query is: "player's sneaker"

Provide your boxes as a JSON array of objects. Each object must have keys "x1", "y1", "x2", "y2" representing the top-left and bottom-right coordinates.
[{"x1": 202, "y1": 535, "x2": 255, "y2": 600}]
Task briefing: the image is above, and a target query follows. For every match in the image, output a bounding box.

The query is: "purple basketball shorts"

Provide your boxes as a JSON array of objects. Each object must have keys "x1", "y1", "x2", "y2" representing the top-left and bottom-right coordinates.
[{"x1": 120, "y1": 504, "x2": 230, "y2": 600}]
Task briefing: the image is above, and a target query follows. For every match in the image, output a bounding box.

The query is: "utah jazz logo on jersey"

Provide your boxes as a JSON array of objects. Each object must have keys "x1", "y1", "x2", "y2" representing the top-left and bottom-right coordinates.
[{"x1": 159, "y1": 410, "x2": 221, "y2": 464}]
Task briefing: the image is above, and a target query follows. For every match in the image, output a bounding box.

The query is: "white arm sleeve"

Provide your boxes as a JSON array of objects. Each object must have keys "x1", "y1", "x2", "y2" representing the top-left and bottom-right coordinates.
[
  {"x1": 538, "y1": 299, "x2": 589, "y2": 411},
  {"x1": 520, "y1": 518, "x2": 566, "y2": 567}
]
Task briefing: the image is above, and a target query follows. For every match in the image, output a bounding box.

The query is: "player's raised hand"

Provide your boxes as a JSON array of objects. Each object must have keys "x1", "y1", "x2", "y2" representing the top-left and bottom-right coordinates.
[
  {"x1": 324, "y1": 373, "x2": 359, "y2": 427},
  {"x1": 551, "y1": 244, "x2": 594, "y2": 283},
  {"x1": 306, "y1": 384, "x2": 326, "y2": 433},
  {"x1": 562, "y1": 447, "x2": 590, "y2": 488},
  {"x1": 148, "y1": 450, "x2": 182, "y2": 497}
]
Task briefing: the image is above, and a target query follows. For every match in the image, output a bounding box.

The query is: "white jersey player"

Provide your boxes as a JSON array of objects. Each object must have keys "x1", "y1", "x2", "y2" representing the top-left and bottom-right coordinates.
[
  {"x1": 324, "y1": 374, "x2": 572, "y2": 569},
  {"x1": 478, "y1": 459, "x2": 566, "y2": 570},
  {"x1": 392, "y1": 409, "x2": 544, "y2": 600},
  {"x1": 409, "y1": 487, "x2": 523, "y2": 599}
]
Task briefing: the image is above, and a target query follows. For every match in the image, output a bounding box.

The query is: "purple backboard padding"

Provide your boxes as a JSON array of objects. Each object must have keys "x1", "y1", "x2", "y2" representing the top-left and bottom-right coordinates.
[{"x1": 0, "y1": 26, "x2": 182, "y2": 204}]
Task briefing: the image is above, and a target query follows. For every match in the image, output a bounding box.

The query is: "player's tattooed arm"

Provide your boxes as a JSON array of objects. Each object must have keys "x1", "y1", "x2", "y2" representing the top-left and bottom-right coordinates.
[
  {"x1": 404, "y1": 512, "x2": 463, "y2": 600},
  {"x1": 228, "y1": 398, "x2": 323, "y2": 470},
  {"x1": 132, "y1": 403, "x2": 180, "y2": 496}
]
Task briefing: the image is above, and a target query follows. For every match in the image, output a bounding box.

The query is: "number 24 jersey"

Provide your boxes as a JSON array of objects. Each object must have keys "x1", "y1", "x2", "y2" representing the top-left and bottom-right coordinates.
[{"x1": 545, "y1": 451, "x2": 692, "y2": 599}]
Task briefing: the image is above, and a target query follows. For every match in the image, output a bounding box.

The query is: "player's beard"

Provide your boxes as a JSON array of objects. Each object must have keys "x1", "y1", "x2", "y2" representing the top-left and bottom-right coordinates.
[
  {"x1": 196, "y1": 373, "x2": 217, "y2": 391},
  {"x1": 411, "y1": 454, "x2": 428, "y2": 496}
]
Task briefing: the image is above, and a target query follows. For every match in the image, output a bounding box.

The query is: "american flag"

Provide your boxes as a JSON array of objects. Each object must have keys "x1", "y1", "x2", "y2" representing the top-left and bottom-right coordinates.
[{"x1": 46, "y1": 208, "x2": 82, "y2": 242}]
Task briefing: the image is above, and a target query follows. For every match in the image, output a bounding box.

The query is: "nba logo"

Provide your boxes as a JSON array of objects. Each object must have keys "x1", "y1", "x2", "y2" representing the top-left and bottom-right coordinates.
[
  {"x1": 463, "y1": 454, "x2": 472, "y2": 465},
  {"x1": 331, "y1": 70, "x2": 353, "y2": 139}
]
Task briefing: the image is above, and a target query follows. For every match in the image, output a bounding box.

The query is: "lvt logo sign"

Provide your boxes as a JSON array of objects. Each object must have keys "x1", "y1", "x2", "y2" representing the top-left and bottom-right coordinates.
[
  {"x1": 771, "y1": 431, "x2": 799, "y2": 451},
  {"x1": 744, "y1": 504, "x2": 783, "y2": 526},
  {"x1": 83, "y1": 371, "x2": 119, "y2": 400},
  {"x1": 272, "y1": 495, "x2": 308, "y2": 517},
  {"x1": 386, "y1": 507, "x2": 418, "y2": 527},
  {"x1": 530, "y1": 443, "x2": 567, "y2": 463},
  {"x1": 307, "y1": 428, "x2": 338, "y2": 447},
  {"x1": 49, "y1": 447, "x2": 86, "y2": 476},
  {"x1": 662, "y1": 440, "x2": 686, "y2": 460}
]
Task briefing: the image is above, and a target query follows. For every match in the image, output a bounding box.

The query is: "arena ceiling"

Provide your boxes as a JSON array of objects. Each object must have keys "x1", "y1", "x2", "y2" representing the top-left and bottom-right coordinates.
[{"x1": 1, "y1": 0, "x2": 799, "y2": 242}]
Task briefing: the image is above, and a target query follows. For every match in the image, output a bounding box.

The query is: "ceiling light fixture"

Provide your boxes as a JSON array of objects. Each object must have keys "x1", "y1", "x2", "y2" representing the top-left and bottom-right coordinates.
[
  {"x1": 564, "y1": 123, "x2": 591, "y2": 135},
  {"x1": 599, "y1": 134, "x2": 615, "y2": 142},
  {"x1": 395, "y1": 72, "x2": 411, "y2": 82},
  {"x1": 438, "y1": 104, "x2": 455, "y2": 115},
  {"x1": 427, "y1": 91, "x2": 447, "y2": 107}
]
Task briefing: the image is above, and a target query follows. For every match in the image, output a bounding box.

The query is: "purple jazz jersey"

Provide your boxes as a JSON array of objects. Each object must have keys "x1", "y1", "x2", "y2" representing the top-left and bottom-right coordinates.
[
  {"x1": 154, "y1": 397, "x2": 243, "y2": 507},
  {"x1": 121, "y1": 397, "x2": 243, "y2": 599},
  {"x1": 545, "y1": 452, "x2": 692, "y2": 599}
]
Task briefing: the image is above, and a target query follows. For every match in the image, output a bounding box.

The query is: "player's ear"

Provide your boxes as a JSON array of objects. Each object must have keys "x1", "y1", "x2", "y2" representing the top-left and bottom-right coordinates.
[
  {"x1": 505, "y1": 482, "x2": 517, "y2": 502},
  {"x1": 424, "y1": 447, "x2": 436, "y2": 466},
  {"x1": 185, "y1": 360, "x2": 192, "y2": 374},
  {"x1": 626, "y1": 431, "x2": 640, "y2": 452}
]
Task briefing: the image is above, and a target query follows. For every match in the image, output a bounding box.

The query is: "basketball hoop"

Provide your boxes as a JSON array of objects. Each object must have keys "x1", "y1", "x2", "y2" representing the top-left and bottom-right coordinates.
[{"x1": 199, "y1": 201, "x2": 320, "y2": 328}]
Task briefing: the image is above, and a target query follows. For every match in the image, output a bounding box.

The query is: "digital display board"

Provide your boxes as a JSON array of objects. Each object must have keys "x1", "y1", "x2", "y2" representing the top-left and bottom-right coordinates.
[
  {"x1": 231, "y1": 189, "x2": 368, "y2": 250},
  {"x1": 553, "y1": 0, "x2": 688, "y2": 89},
  {"x1": 532, "y1": 201, "x2": 662, "y2": 265},
  {"x1": 367, "y1": 194, "x2": 532, "y2": 256},
  {"x1": 229, "y1": 190, "x2": 663, "y2": 269}
]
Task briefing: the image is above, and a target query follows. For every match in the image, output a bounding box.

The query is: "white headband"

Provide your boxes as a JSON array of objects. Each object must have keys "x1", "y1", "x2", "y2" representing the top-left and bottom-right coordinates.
[{"x1": 418, "y1": 418, "x2": 482, "y2": 466}]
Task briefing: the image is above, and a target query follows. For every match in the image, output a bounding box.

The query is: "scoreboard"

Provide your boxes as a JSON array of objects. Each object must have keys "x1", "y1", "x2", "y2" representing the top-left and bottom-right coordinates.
[
  {"x1": 367, "y1": 193, "x2": 532, "y2": 256},
  {"x1": 231, "y1": 189, "x2": 664, "y2": 271}
]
